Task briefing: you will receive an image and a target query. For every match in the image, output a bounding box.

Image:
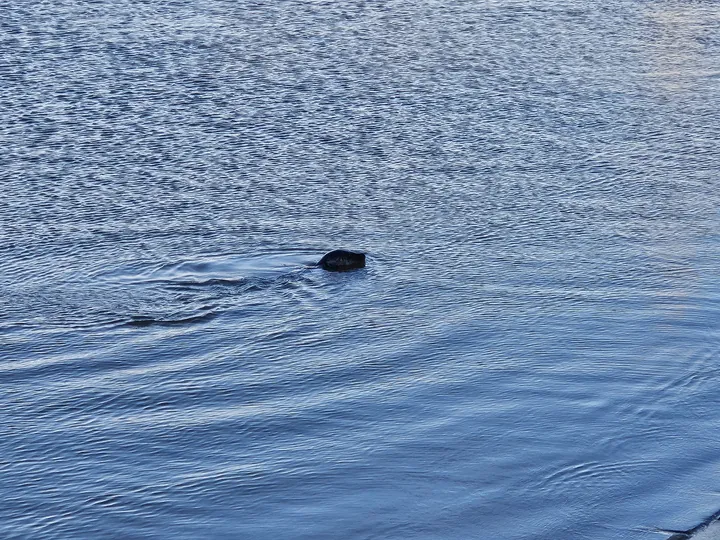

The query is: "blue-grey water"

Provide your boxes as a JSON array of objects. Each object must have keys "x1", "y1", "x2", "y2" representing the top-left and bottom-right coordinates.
[{"x1": 2, "y1": 1, "x2": 720, "y2": 538}]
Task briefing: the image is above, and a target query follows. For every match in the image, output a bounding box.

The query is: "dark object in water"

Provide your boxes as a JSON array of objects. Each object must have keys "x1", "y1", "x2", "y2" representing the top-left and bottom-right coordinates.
[
  {"x1": 663, "y1": 508, "x2": 720, "y2": 539},
  {"x1": 317, "y1": 250, "x2": 366, "y2": 272}
]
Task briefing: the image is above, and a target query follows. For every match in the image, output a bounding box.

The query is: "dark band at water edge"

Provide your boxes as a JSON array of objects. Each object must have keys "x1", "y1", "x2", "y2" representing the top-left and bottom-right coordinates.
[
  {"x1": 663, "y1": 508, "x2": 720, "y2": 539},
  {"x1": 316, "y1": 250, "x2": 366, "y2": 272}
]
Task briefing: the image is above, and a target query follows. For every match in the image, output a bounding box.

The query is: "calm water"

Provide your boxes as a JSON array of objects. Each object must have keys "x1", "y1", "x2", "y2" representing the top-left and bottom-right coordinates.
[{"x1": 2, "y1": 0, "x2": 720, "y2": 538}]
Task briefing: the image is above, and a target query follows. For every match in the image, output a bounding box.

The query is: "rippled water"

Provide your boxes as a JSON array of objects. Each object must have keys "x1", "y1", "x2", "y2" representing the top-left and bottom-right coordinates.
[{"x1": 2, "y1": 0, "x2": 720, "y2": 538}]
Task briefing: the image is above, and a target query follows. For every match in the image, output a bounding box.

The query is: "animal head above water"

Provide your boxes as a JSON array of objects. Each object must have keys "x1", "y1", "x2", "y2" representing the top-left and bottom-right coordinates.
[{"x1": 316, "y1": 250, "x2": 366, "y2": 272}]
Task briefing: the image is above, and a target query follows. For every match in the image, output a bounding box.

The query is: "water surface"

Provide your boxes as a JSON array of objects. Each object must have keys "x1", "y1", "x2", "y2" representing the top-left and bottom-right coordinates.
[{"x1": 2, "y1": 0, "x2": 720, "y2": 538}]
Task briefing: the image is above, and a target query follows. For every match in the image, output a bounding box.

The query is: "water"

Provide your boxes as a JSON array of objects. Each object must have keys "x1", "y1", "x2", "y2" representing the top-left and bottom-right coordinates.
[{"x1": 2, "y1": 0, "x2": 720, "y2": 538}]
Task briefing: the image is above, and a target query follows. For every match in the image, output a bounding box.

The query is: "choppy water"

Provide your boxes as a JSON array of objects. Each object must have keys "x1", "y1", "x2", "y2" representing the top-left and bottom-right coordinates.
[{"x1": 2, "y1": 0, "x2": 720, "y2": 538}]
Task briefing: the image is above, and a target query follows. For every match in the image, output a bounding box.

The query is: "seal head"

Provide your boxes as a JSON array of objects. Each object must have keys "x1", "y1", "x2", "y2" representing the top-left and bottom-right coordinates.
[{"x1": 317, "y1": 250, "x2": 366, "y2": 272}]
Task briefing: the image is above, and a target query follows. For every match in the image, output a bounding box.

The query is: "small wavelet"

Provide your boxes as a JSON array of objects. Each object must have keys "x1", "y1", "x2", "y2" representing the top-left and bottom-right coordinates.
[
  {"x1": 98, "y1": 250, "x2": 319, "y2": 286},
  {"x1": 535, "y1": 458, "x2": 664, "y2": 498},
  {"x1": 124, "y1": 310, "x2": 218, "y2": 328}
]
